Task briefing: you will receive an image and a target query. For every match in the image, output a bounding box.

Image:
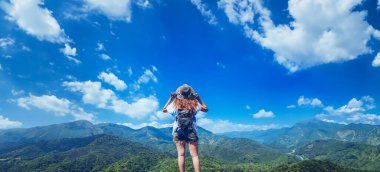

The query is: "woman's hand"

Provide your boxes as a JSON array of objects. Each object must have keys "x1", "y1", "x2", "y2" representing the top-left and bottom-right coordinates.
[
  {"x1": 162, "y1": 108, "x2": 168, "y2": 113},
  {"x1": 201, "y1": 105, "x2": 208, "y2": 112}
]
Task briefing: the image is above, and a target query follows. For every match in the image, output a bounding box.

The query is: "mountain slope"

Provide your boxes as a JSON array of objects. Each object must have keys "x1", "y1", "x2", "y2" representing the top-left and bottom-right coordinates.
[
  {"x1": 0, "y1": 134, "x2": 170, "y2": 172},
  {"x1": 295, "y1": 139, "x2": 380, "y2": 171},
  {"x1": 0, "y1": 120, "x2": 290, "y2": 164},
  {"x1": 270, "y1": 160, "x2": 364, "y2": 172},
  {"x1": 222, "y1": 119, "x2": 380, "y2": 151}
]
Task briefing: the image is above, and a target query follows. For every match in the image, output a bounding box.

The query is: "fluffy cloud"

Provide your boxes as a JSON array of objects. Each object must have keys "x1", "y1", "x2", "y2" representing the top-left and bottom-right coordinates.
[
  {"x1": 98, "y1": 72, "x2": 127, "y2": 91},
  {"x1": 252, "y1": 109, "x2": 274, "y2": 118},
  {"x1": 63, "y1": 80, "x2": 159, "y2": 119},
  {"x1": 245, "y1": 105, "x2": 251, "y2": 110},
  {"x1": 99, "y1": 53, "x2": 111, "y2": 60},
  {"x1": 60, "y1": 43, "x2": 81, "y2": 64},
  {"x1": 70, "y1": 107, "x2": 96, "y2": 121},
  {"x1": 63, "y1": 81, "x2": 115, "y2": 108},
  {"x1": 16, "y1": 94, "x2": 95, "y2": 121},
  {"x1": 218, "y1": 0, "x2": 255, "y2": 25},
  {"x1": 372, "y1": 52, "x2": 380, "y2": 67},
  {"x1": 219, "y1": 0, "x2": 378, "y2": 72},
  {"x1": 135, "y1": 0, "x2": 152, "y2": 9},
  {"x1": 316, "y1": 96, "x2": 379, "y2": 125},
  {"x1": 0, "y1": 115, "x2": 22, "y2": 129},
  {"x1": 84, "y1": 0, "x2": 132, "y2": 22},
  {"x1": 133, "y1": 67, "x2": 158, "y2": 90},
  {"x1": 191, "y1": 0, "x2": 218, "y2": 25},
  {"x1": 110, "y1": 96, "x2": 159, "y2": 119},
  {"x1": 197, "y1": 117, "x2": 278, "y2": 133},
  {"x1": 0, "y1": 37, "x2": 15, "y2": 48},
  {"x1": 17, "y1": 94, "x2": 71, "y2": 116},
  {"x1": 137, "y1": 69, "x2": 158, "y2": 84},
  {"x1": 298, "y1": 96, "x2": 324, "y2": 107},
  {"x1": 1, "y1": 0, "x2": 67, "y2": 43},
  {"x1": 1, "y1": 0, "x2": 79, "y2": 63},
  {"x1": 11, "y1": 89, "x2": 25, "y2": 96},
  {"x1": 96, "y1": 42, "x2": 105, "y2": 51}
]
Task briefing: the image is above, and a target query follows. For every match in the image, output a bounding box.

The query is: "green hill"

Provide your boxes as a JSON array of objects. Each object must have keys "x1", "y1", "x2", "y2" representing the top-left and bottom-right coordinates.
[
  {"x1": 295, "y1": 139, "x2": 380, "y2": 171},
  {"x1": 270, "y1": 160, "x2": 365, "y2": 172},
  {"x1": 0, "y1": 120, "x2": 290, "y2": 164},
  {"x1": 0, "y1": 135, "x2": 170, "y2": 172}
]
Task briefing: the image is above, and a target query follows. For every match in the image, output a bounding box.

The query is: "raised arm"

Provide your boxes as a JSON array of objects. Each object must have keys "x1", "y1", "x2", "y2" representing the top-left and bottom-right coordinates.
[
  {"x1": 162, "y1": 94, "x2": 176, "y2": 113},
  {"x1": 195, "y1": 94, "x2": 208, "y2": 112}
]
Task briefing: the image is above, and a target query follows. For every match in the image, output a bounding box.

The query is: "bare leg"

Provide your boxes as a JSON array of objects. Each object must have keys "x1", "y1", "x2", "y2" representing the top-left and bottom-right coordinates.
[
  {"x1": 189, "y1": 141, "x2": 201, "y2": 172},
  {"x1": 175, "y1": 141, "x2": 186, "y2": 172}
]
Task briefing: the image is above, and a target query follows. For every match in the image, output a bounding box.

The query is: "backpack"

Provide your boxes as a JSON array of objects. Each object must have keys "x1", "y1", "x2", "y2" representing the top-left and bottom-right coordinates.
[{"x1": 176, "y1": 109, "x2": 193, "y2": 130}]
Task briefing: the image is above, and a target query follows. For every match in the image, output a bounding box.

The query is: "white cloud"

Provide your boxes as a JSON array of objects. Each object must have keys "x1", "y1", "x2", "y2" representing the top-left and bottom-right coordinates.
[
  {"x1": 218, "y1": 0, "x2": 255, "y2": 25},
  {"x1": 137, "y1": 69, "x2": 158, "y2": 84},
  {"x1": 21, "y1": 45, "x2": 31, "y2": 51},
  {"x1": 11, "y1": 89, "x2": 25, "y2": 96},
  {"x1": 216, "y1": 61, "x2": 226, "y2": 69},
  {"x1": 60, "y1": 43, "x2": 77, "y2": 57},
  {"x1": 17, "y1": 94, "x2": 71, "y2": 116},
  {"x1": 287, "y1": 105, "x2": 296, "y2": 109},
  {"x1": 378, "y1": 0, "x2": 380, "y2": 10},
  {"x1": 220, "y1": 0, "x2": 377, "y2": 72},
  {"x1": 1, "y1": 0, "x2": 67, "y2": 43},
  {"x1": 121, "y1": 121, "x2": 172, "y2": 129},
  {"x1": 63, "y1": 81, "x2": 115, "y2": 108},
  {"x1": 191, "y1": 0, "x2": 218, "y2": 25},
  {"x1": 372, "y1": 52, "x2": 380, "y2": 67},
  {"x1": 133, "y1": 68, "x2": 158, "y2": 90},
  {"x1": 84, "y1": 0, "x2": 132, "y2": 22},
  {"x1": 197, "y1": 117, "x2": 278, "y2": 133},
  {"x1": 96, "y1": 42, "x2": 105, "y2": 51},
  {"x1": 71, "y1": 107, "x2": 96, "y2": 121},
  {"x1": 0, "y1": 115, "x2": 22, "y2": 129},
  {"x1": 16, "y1": 94, "x2": 95, "y2": 122},
  {"x1": 136, "y1": 0, "x2": 152, "y2": 9},
  {"x1": 99, "y1": 53, "x2": 111, "y2": 60},
  {"x1": 298, "y1": 96, "x2": 323, "y2": 107},
  {"x1": 63, "y1": 80, "x2": 159, "y2": 119},
  {"x1": 127, "y1": 67, "x2": 133, "y2": 76},
  {"x1": 155, "y1": 111, "x2": 173, "y2": 120},
  {"x1": 98, "y1": 72, "x2": 127, "y2": 91},
  {"x1": 60, "y1": 43, "x2": 81, "y2": 64},
  {"x1": 110, "y1": 96, "x2": 158, "y2": 119},
  {"x1": 252, "y1": 109, "x2": 274, "y2": 118},
  {"x1": 316, "y1": 96, "x2": 379, "y2": 125},
  {"x1": 245, "y1": 105, "x2": 251, "y2": 110},
  {"x1": 151, "y1": 65, "x2": 158, "y2": 72},
  {"x1": 0, "y1": 64, "x2": 3, "y2": 71},
  {"x1": 0, "y1": 37, "x2": 15, "y2": 48}
]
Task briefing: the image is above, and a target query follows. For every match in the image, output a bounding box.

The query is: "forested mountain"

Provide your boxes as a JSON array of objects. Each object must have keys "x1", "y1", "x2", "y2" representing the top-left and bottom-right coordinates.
[
  {"x1": 1, "y1": 120, "x2": 380, "y2": 171},
  {"x1": 222, "y1": 119, "x2": 380, "y2": 151}
]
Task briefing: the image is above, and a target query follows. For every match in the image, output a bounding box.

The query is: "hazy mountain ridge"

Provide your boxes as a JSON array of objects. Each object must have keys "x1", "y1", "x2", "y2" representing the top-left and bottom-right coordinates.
[{"x1": 222, "y1": 119, "x2": 380, "y2": 151}]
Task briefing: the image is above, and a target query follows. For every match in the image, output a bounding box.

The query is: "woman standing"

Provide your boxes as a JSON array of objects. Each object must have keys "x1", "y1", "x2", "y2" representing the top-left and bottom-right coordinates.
[{"x1": 162, "y1": 84, "x2": 208, "y2": 172}]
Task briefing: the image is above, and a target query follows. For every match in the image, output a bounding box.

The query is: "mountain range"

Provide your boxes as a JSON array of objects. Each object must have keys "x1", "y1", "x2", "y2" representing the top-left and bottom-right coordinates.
[
  {"x1": 221, "y1": 119, "x2": 380, "y2": 151},
  {"x1": 1, "y1": 119, "x2": 380, "y2": 171}
]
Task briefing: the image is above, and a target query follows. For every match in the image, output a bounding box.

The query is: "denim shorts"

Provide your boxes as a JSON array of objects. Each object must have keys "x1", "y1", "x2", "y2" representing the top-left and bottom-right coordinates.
[{"x1": 173, "y1": 128, "x2": 198, "y2": 143}]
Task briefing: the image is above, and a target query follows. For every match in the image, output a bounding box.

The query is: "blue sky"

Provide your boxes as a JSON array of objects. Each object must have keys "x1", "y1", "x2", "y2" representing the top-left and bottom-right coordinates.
[{"x1": 0, "y1": 0, "x2": 380, "y2": 133}]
